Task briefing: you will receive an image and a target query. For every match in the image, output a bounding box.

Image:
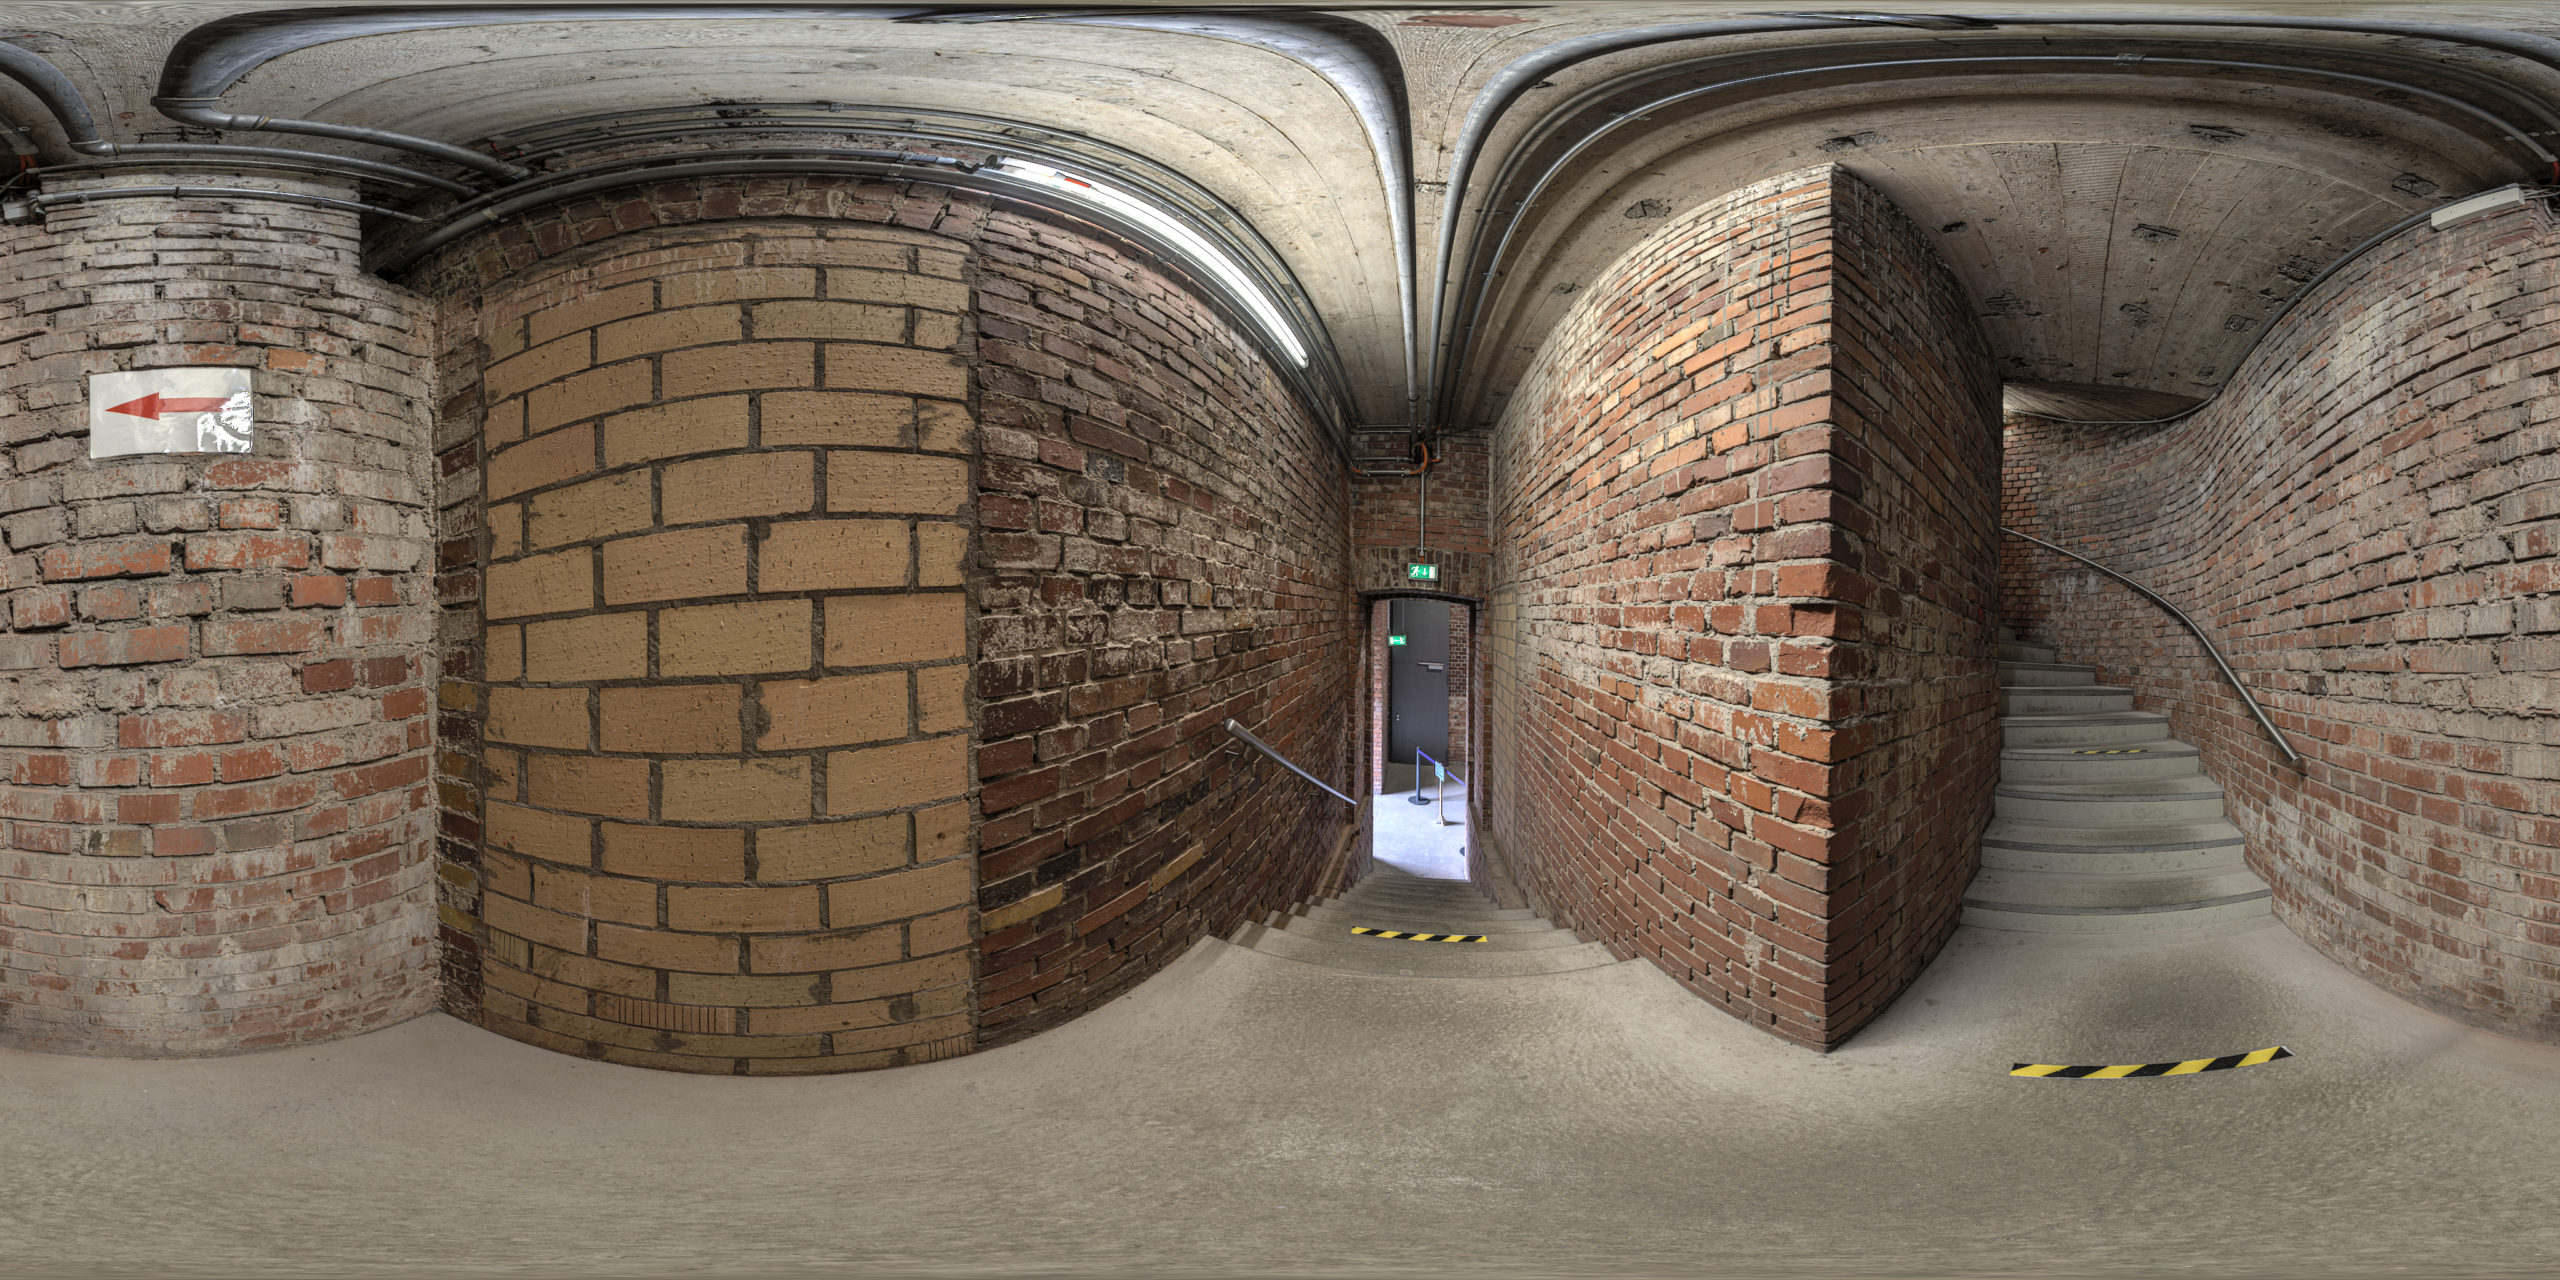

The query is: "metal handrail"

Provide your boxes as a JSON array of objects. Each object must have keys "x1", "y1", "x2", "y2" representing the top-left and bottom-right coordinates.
[
  {"x1": 1222, "y1": 719, "x2": 1357, "y2": 806},
  {"x1": 2002, "y1": 527, "x2": 2304, "y2": 771}
]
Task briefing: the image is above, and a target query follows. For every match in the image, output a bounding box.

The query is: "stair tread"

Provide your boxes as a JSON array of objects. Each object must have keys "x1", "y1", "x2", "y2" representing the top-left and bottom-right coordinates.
[
  {"x1": 1967, "y1": 865, "x2": 2269, "y2": 902},
  {"x1": 2003, "y1": 741, "x2": 2199, "y2": 757},
  {"x1": 1996, "y1": 776, "x2": 2224, "y2": 799},
  {"x1": 1299, "y1": 902, "x2": 1556, "y2": 933},
  {"x1": 1240, "y1": 927, "x2": 1619, "y2": 978},
  {"x1": 1984, "y1": 817, "x2": 2246, "y2": 850},
  {"x1": 1961, "y1": 895, "x2": 2273, "y2": 932}
]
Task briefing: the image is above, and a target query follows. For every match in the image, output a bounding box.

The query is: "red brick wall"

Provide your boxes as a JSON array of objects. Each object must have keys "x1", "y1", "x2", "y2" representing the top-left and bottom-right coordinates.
[
  {"x1": 970, "y1": 206, "x2": 1358, "y2": 1044},
  {"x1": 0, "y1": 177, "x2": 440, "y2": 1055},
  {"x1": 2002, "y1": 202, "x2": 2560, "y2": 1043},
  {"x1": 1483, "y1": 166, "x2": 2001, "y2": 1050},
  {"x1": 1352, "y1": 431, "x2": 1489, "y2": 597}
]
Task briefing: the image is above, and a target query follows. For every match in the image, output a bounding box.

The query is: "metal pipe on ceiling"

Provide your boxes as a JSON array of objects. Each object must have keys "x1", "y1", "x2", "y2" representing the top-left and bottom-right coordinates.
[
  {"x1": 1433, "y1": 52, "x2": 2560, "y2": 429},
  {"x1": 0, "y1": 39, "x2": 480, "y2": 193},
  {"x1": 154, "y1": 4, "x2": 1425, "y2": 427},
  {"x1": 29, "y1": 185, "x2": 426, "y2": 222},
  {"x1": 1425, "y1": 12, "x2": 2560, "y2": 418}
]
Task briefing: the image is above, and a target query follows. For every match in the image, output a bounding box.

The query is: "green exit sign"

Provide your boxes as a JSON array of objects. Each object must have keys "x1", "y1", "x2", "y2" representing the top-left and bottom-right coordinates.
[
  {"x1": 1407, "y1": 563, "x2": 1438, "y2": 581},
  {"x1": 1387, "y1": 635, "x2": 1407, "y2": 646}
]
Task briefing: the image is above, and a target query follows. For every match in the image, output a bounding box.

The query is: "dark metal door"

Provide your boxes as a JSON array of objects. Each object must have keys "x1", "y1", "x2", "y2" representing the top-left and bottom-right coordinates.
[{"x1": 1386, "y1": 598, "x2": 1450, "y2": 769}]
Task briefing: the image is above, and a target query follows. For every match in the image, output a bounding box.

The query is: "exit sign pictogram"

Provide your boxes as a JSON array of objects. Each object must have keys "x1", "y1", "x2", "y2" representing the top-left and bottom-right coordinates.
[
  {"x1": 1406, "y1": 563, "x2": 1438, "y2": 581},
  {"x1": 1387, "y1": 635, "x2": 1407, "y2": 646}
]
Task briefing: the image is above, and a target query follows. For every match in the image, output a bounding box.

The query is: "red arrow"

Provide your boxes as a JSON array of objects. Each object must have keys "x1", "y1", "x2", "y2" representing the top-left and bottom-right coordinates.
[{"x1": 105, "y1": 392, "x2": 233, "y2": 419}]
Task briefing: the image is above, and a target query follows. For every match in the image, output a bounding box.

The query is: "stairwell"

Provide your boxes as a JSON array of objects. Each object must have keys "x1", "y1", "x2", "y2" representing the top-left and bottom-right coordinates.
[
  {"x1": 1233, "y1": 868, "x2": 1618, "y2": 978},
  {"x1": 1962, "y1": 626, "x2": 2274, "y2": 932}
]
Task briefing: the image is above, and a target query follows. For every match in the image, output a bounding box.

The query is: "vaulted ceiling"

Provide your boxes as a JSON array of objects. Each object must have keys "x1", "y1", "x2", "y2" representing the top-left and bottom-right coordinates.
[{"x1": 5, "y1": 3, "x2": 2559, "y2": 434}]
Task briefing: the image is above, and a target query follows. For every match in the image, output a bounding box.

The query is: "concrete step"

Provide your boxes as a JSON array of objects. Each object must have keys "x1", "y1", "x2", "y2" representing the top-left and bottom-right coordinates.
[
  {"x1": 1995, "y1": 775, "x2": 2227, "y2": 824},
  {"x1": 1997, "y1": 639, "x2": 2058, "y2": 663},
  {"x1": 1298, "y1": 901, "x2": 1559, "y2": 934},
  {"x1": 1964, "y1": 864, "x2": 2271, "y2": 912},
  {"x1": 1337, "y1": 886, "x2": 1531, "y2": 919},
  {"x1": 2001, "y1": 711, "x2": 2173, "y2": 748},
  {"x1": 1999, "y1": 661, "x2": 2100, "y2": 687},
  {"x1": 2003, "y1": 685, "x2": 2135, "y2": 715},
  {"x1": 1983, "y1": 815, "x2": 2247, "y2": 851},
  {"x1": 1235, "y1": 924, "x2": 1619, "y2": 977},
  {"x1": 1960, "y1": 891, "x2": 2274, "y2": 934},
  {"x1": 2000, "y1": 741, "x2": 2203, "y2": 783},
  {"x1": 1979, "y1": 839, "x2": 2249, "y2": 875},
  {"x1": 1268, "y1": 917, "x2": 1588, "y2": 951}
]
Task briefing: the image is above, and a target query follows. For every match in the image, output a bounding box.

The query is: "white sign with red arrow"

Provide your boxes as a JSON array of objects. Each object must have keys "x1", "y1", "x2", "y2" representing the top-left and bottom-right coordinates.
[{"x1": 88, "y1": 368, "x2": 256, "y2": 459}]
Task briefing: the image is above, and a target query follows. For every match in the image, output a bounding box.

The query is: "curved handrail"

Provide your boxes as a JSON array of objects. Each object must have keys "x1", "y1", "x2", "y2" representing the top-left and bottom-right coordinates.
[
  {"x1": 2001, "y1": 527, "x2": 2305, "y2": 771},
  {"x1": 1223, "y1": 719, "x2": 1357, "y2": 806}
]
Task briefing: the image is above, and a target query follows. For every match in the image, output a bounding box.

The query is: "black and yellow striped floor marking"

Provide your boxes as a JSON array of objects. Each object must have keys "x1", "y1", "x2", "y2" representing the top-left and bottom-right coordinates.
[
  {"x1": 2011, "y1": 1046, "x2": 2292, "y2": 1077},
  {"x1": 2069, "y1": 747, "x2": 2150, "y2": 754},
  {"x1": 1351, "y1": 927, "x2": 1489, "y2": 943}
]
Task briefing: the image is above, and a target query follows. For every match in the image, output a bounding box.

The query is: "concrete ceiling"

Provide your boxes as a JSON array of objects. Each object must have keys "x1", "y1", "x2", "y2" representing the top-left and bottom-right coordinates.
[{"x1": 5, "y1": 2, "x2": 2560, "y2": 432}]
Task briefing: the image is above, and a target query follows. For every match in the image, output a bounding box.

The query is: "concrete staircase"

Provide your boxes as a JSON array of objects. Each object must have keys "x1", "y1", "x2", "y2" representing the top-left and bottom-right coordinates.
[
  {"x1": 1232, "y1": 868, "x2": 1617, "y2": 977},
  {"x1": 1963, "y1": 626, "x2": 2274, "y2": 932}
]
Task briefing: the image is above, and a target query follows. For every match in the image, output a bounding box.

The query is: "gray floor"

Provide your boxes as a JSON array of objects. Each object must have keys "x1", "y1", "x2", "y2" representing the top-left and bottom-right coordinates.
[
  {"x1": 5, "y1": 910, "x2": 2557, "y2": 1279},
  {"x1": 1372, "y1": 776, "x2": 1470, "y2": 879}
]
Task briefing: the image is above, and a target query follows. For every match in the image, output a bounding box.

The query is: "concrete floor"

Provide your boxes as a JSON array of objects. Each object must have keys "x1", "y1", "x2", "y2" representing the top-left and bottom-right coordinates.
[
  {"x1": 1372, "y1": 776, "x2": 1470, "y2": 880},
  {"x1": 5, "y1": 911, "x2": 2557, "y2": 1279}
]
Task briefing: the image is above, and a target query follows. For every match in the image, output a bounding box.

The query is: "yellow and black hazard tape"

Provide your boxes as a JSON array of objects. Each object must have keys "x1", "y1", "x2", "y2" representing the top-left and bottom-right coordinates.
[
  {"x1": 1351, "y1": 927, "x2": 1489, "y2": 943},
  {"x1": 2011, "y1": 1046, "x2": 2292, "y2": 1077},
  {"x1": 2070, "y1": 747, "x2": 2150, "y2": 754}
]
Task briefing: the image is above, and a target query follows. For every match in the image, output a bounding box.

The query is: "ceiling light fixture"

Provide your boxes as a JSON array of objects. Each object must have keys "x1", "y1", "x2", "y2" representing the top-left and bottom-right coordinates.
[
  {"x1": 997, "y1": 157, "x2": 1310, "y2": 367},
  {"x1": 2429, "y1": 184, "x2": 2535, "y2": 228}
]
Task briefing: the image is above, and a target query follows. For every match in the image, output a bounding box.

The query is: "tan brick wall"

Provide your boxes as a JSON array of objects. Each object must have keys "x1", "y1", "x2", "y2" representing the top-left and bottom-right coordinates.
[
  {"x1": 432, "y1": 219, "x2": 977, "y2": 1074},
  {"x1": 0, "y1": 177, "x2": 440, "y2": 1056}
]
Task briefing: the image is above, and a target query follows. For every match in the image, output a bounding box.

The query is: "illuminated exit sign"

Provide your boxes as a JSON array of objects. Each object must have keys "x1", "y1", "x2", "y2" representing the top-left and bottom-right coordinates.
[
  {"x1": 1387, "y1": 635, "x2": 1407, "y2": 646},
  {"x1": 1406, "y1": 563, "x2": 1438, "y2": 581}
]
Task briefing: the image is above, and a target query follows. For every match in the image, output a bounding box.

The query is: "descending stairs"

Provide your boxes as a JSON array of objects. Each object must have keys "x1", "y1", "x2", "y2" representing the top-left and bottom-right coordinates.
[
  {"x1": 1232, "y1": 868, "x2": 1618, "y2": 977},
  {"x1": 1963, "y1": 626, "x2": 2274, "y2": 932}
]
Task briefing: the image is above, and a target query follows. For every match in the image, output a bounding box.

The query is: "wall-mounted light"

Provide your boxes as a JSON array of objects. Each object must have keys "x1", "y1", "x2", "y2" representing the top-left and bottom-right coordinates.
[
  {"x1": 2430, "y1": 184, "x2": 2534, "y2": 229},
  {"x1": 996, "y1": 158, "x2": 1310, "y2": 367}
]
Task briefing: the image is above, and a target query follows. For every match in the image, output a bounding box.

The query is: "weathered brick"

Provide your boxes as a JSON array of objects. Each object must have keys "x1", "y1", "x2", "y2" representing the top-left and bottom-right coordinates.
[
  {"x1": 659, "y1": 599, "x2": 811, "y2": 676},
  {"x1": 759, "y1": 519, "x2": 907, "y2": 592},
  {"x1": 523, "y1": 611, "x2": 649, "y2": 682},
  {"x1": 661, "y1": 341, "x2": 814, "y2": 398},
  {"x1": 823, "y1": 593, "x2": 964, "y2": 667},
  {"x1": 484, "y1": 547, "x2": 595, "y2": 619},
  {"x1": 600, "y1": 685, "x2": 743, "y2": 753},
  {"x1": 666, "y1": 883, "x2": 823, "y2": 933},
  {"x1": 600, "y1": 526, "x2": 747, "y2": 605},
  {"x1": 602, "y1": 823, "x2": 747, "y2": 881},
  {"x1": 526, "y1": 472, "x2": 653, "y2": 548},
  {"x1": 760, "y1": 390, "x2": 907, "y2": 448},
  {"x1": 600, "y1": 395, "x2": 751, "y2": 467},
  {"x1": 755, "y1": 814, "x2": 907, "y2": 882},
  {"x1": 757, "y1": 672, "x2": 906, "y2": 749},
  {"x1": 661, "y1": 451, "x2": 814, "y2": 525},
  {"x1": 826, "y1": 858, "x2": 971, "y2": 928},
  {"x1": 826, "y1": 736, "x2": 967, "y2": 814}
]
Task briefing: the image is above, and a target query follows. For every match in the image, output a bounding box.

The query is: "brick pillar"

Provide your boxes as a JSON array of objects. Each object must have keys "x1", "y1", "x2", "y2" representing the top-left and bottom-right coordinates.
[
  {"x1": 1483, "y1": 165, "x2": 2002, "y2": 1050},
  {"x1": 435, "y1": 223, "x2": 978, "y2": 1075},
  {"x1": 0, "y1": 176, "x2": 439, "y2": 1055}
]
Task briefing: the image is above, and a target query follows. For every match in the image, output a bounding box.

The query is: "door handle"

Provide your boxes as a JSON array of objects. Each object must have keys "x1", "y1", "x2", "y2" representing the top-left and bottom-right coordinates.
[{"x1": 1418, "y1": 662, "x2": 1446, "y2": 672}]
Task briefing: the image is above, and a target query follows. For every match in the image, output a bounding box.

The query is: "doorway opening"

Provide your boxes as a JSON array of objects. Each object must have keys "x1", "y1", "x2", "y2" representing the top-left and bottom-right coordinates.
[{"x1": 1372, "y1": 595, "x2": 1471, "y2": 881}]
